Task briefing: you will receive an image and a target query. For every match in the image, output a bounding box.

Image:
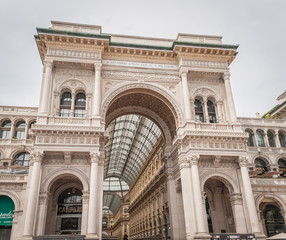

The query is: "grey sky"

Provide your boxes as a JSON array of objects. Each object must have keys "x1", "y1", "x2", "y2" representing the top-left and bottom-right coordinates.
[{"x1": 0, "y1": 0, "x2": 285, "y2": 117}]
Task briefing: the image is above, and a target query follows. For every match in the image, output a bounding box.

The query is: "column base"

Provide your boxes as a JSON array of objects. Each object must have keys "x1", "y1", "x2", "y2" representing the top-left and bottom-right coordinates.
[
  {"x1": 85, "y1": 234, "x2": 99, "y2": 240},
  {"x1": 22, "y1": 235, "x2": 33, "y2": 240},
  {"x1": 254, "y1": 232, "x2": 266, "y2": 240},
  {"x1": 194, "y1": 233, "x2": 211, "y2": 240}
]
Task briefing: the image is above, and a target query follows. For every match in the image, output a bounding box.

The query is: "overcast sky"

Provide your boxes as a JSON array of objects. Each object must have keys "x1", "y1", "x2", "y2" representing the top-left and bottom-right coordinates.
[{"x1": 0, "y1": 0, "x2": 285, "y2": 117}]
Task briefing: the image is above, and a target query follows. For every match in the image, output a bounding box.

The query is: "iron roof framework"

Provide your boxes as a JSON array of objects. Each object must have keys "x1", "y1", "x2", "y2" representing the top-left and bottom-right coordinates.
[{"x1": 103, "y1": 115, "x2": 161, "y2": 213}]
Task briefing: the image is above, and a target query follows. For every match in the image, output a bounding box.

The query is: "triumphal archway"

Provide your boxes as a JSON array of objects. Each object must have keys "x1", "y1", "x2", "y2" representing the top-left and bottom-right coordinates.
[{"x1": 15, "y1": 21, "x2": 267, "y2": 240}]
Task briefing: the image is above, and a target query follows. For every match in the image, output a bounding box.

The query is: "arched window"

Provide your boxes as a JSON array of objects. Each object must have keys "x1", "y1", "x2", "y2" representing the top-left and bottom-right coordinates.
[
  {"x1": 263, "y1": 204, "x2": 285, "y2": 237},
  {"x1": 256, "y1": 130, "x2": 265, "y2": 147},
  {"x1": 74, "y1": 93, "x2": 86, "y2": 118},
  {"x1": 278, "y1": 159, "x2": 286, "y2": 177},
  {"x1": 255, "y1": 158, "x2": 268, "y2": 174},
  {"x1": 207, "y1": 100, "x2": 216, "y2": 123},
  {"x1": 1, "y1": 120, "x2": 11, "y2": 139},
  {"x1": 60, "y1": 92, "x2": 72, "y2": 117},
  {"x1": 14, "y1": 152, "x2": 30, "y2": 166},
  {"x1": 194, "y1": 99, "x2": 204, "y2": 122},
  {"x1": 14, "y1": 121, "x2": 26, "y2": 139},
  {"x1": 278, "y1": 131, "x2": 286, "y2": 148},
  {"x1": 56, "y1": 188, "x2": 82, "y2": 235},
  {"x1": 246, "y1": 130, "x2": 255, "y2": 146},
  {"x1": 267, "y1": 131, "x2": 276, "y2": 147}
]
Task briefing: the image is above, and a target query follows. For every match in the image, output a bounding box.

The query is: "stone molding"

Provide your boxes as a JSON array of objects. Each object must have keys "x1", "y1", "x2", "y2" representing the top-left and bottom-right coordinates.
[
  {"x1": 47, "y1": 48, "x2": 101, "y2": 60},
  {"x1": 229, "y1": 193, "x2": 243, "y2": 205}
]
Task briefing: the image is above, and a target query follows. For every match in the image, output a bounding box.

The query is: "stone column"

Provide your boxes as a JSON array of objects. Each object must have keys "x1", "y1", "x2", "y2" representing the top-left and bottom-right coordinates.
[
  {"x1": 238, "y1": 157, "x2": 264, "y2": 237},
  {"x1": 24, "y1": 121, "x2": 29, "y2": 139},
  {"x1": 189, "y1": 155, "x2": 209, "y2": 238},
  {"x1": 179, "y1": 156, "x2": 196, "y2": 240},
  {"x1": 36, "y1": 192, "x2": 49, "y2": 236},
  {"x1": 223, "y1": 72, "x2": 237, "y2": 122},
  {"x1": 264, "y1": 132, "x2": 270, "y2": 147},
  {"x1": 165, "y1": 174, "x2": 181, "y2": 240},
  {"x1": 229, "y1": 193, "x2": 247, "y2": 233},
  {"x1": 86, "y1": 93, "x2": 92, "y2": 118},
  {"x1": 216, "y1": 101, "x2": 223, "y2": 123},
  {"x1": 96, "y1": 157, "x2": 104, "y2": 239},
  {"x1": 93, "y1": 63, "x2": 102, "y2": 116},
  {"x1": 275, "y1": 131, "x2": 281, "y2": 148},
  {"x1": 39, "y1": 60, "x2": 53, "y2": 114},
  {"x1": 23, "y1": 151, "x2": 44, "y2": 239},
  {"x1": 70, "y1": 92, "x2": 75, "y2": 117},
  {"x1": 81, "y1": 192, "x2": 89, "y2": 235},
  {"x1": 9, "y1": 119, "x2": 15, "y2": 139},
  {"x1": 203, "y1": 100, "x2": 209, "y2": 123},
  {"x1": 86, "y1": 152, "x2": 100, "y2": 239},
  {"x1": 180, "y1": 70, "x2": 192, "y2": 121}
]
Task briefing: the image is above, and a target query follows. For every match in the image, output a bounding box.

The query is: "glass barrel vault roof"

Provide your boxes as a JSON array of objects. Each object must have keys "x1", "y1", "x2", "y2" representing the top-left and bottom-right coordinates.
[{"x1": 104, "y1": 114, "x2": 161, "y2": 186}]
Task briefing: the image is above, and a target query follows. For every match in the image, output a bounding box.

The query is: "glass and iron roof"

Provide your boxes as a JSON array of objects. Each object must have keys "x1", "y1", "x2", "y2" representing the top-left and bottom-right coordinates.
[
  {"x1": 104, "y1": 114, "x2": 161, "y2": 186},
  {"x1": 103, "y1": 114, "x2": 161, "y2": 213}
]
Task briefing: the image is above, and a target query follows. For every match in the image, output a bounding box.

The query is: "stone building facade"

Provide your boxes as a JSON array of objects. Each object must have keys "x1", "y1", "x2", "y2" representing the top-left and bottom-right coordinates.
[{"x1": 0, "y1": 21, "x2": 286, "y2": 240}]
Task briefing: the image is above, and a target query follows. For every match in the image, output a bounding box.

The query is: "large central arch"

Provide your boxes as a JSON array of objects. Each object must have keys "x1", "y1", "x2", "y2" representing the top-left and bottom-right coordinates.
[{"x1": 101, "y1": 82, "x2": 183, "y2": 144}]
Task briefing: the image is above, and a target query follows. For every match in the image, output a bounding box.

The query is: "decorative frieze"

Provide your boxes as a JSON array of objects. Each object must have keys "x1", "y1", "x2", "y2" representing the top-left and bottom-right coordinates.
[
  {"x1": 102, "y1": 70, "x2": 180, "y2": 82},
  {"x1": 180, "y1": 59, "x2": 228, "y2": 69},
  {"x1": 47, "y1": 48, "x2": 101, "y2": 60},
  {"x1": 102, "y1": 59, "x2": 177, "y2": 70}
]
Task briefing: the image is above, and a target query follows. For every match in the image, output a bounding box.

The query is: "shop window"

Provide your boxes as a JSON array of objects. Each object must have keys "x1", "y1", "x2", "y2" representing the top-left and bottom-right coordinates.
[
  {"x1": 194, "y1": 99, "x2": 204, "y2": 122},
  {"x1": 1, "y1": 120, "x2": 11, "y2": 139},
  {"x1": 14, "y1": 121, "x2": 26, "y2": 139},
  {"x1": 56, "y1": 188, "x2": 82, "y2": 235},
  {"x1": 207, "y1": 100, "x2": 216, "y2": 123},
  {"x1": 256, "y1": 130, "x2": 265, "y2": 147},
  {"x1": 14, "y1": 152, "x2": 30, "y2": 166}
]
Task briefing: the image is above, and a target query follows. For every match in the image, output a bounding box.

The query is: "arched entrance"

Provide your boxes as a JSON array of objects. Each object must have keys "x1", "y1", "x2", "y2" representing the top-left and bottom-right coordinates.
[
  {"x1": 0, "y1": 195, "x2": 15, "y2": 240},
  {"x1": 102, "y1": 87, "x2": 180, "y2": 239},
  {"x1": 204, "y1": 177, "x2": 236, "y2": 233},
  {"x1": 44, "y1": 175, "x2": 84, "y2": 235}
]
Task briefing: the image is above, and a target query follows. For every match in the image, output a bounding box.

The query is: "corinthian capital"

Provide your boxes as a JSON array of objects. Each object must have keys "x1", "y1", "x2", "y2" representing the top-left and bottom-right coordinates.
[
  {"x1": 179, "y1": 68, "x2": 188, "y2": 78},
  {"x1": 44, "y1": 59, "x2": 53, "y2": 68},
  {"x1": 94, "y1": 63, "x2": 102, "y2": 71},
  {"x1": 31, "y1": 151, "x2": 44, "y2": 163},
  {"x1": 223, "y1": 71, "x2": 231, "y2": 81},
  {"x1": 178, "y1": 156, "x2": 190, "y2": 169},
  {"x1": 90, "y1": 151, "x2": 100, "y2": 164},
  {"x1": 189, "y1": 154, "x2": 200, "y2": 166},
  {"x1": 238, "y1": 156, "x2": 249, "y2": 167}
]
